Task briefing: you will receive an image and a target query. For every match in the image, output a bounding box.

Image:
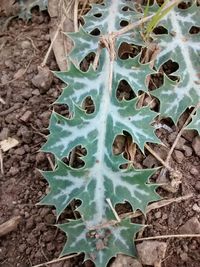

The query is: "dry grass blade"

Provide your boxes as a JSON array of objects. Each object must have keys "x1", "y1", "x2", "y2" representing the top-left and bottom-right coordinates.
[
  {"x1": 44, "y1": 0, "x2": 75, "y2": 70},
  {"x1": 32, "y1": 253, "x2": 80, "y2": 267},
  {"x1": 136, "y1": 234, "x2": 200, "y2": 242},
  {"x1": 0, "y1": 149, "x2": 4, "y2": 175},
  {"x1": 121, "y1": 193, "x2": 193, "y2": 220}
]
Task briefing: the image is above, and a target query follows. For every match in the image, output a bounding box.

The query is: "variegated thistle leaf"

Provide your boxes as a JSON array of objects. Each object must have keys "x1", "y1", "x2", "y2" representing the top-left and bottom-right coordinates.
[
  {"x1": 151, "y1": 2, "x2": 200, "y2": 123},
  {"x1": 186, "y1": 108, "x2": 200, "y2": 134},
  {"x1": 58, "y1": 219, "x2": 142, "y2": 267},
  {"x1": 18, "y1": 0, "x2": 48, "y2": 20},
  {"x1": 68, "y1": 0, "x2": 144, "y2": 65},
  {"x1": 83, "y1": 0, "x2": 140, "y2": 34},
  {"x1": 41, "y1": 49, "x2": 160, "y2": 216},
  {"x1": 41, "y1": 0, "x2": 162, "y2": 266}
]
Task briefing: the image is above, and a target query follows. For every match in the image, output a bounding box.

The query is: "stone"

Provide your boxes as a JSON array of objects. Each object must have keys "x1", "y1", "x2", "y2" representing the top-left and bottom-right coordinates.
[
  {"x1": 0, "y1": 128, "x2": 10, "y2": 141},
  {"x1": 143, "y1": 155, "x2": 159, "y2": 168},
  {"x1": 180, "y1": 252, "x2": 188, "y2": 261},
  {"x1": 24, "y1": 212, "x2": 30, "y2": 218},
  {"x1": 182, "y1": 130, "x2": 196, "y2": 142},
  {"x1": 173, "y1": 150, "x2": 184, "y2": 163},
  {"x1": 179, "y1": 217, "x2": 200, "y2": 234},
  {"x1": 31, "y1": 66, "x2": 53, "y2": 93},
  {"x1": 168, "y1": 132, "x2": 177, "y2": 144},
  {"x1": 32, "y1": 89, "x2": 40, "y2": 96},
  {"x1": 192, "y1": 136, "x2": 200, "y2": 156},
  {"x1": 4, "y1": 59, "x2": 13, "y2": 68},
  {"x1": 137, "y1": 241, "x2": 167, "y2": 266},
  {"x1": 183, "y1": 145, "x2": 193, "y2": 157},
  {"x1": 20, "y1": 110, "x2": 32, "y2": 122},
  {"x1": 21, "y1": 90, "x2": 32, "y2": 100},
  {"x1": 9, "y1": 166, "x2": 19, "y2": 176},
  {"x1": 190, "y1": 167, "x2": 199, "y2": 176},
  {"x1": 21, "y1": 40, "x2": 31, "y2": 50},
  {"x1": 110, "y1": 255, "x2": 142, "y2": 267},
  {"x1": 14, "y1": 68, "x2": 25, "y2": 79},
  {"x1": 155, "y1": 211, "x2": 162, "y2": 219},
  {"x1": 15, "y1": 147, "x2": 25, "y2": 155},
  {"x1": 39, "y1": 111, "x2": 51, "y2": 127},
  {"x1": 175, "y1": 137, "x2": 186, "y2": 150},
  {"x1": 192, "y1": 204, "x2": 200, "y2": 213}
]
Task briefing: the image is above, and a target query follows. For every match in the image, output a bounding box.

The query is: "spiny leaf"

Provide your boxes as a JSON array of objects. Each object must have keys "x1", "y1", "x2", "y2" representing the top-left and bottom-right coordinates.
[
  {"x1": 68, "y1": 1, "x2": 144, "y2": 65},
  {"x1": 59, "y1": 219, "x2": 142, "y2": 267},
  {"x1": 151, "y1": 3, "x2": 200, "y2": 123},
  {"x1": 42, "y1": 52, "x2": 159, "y2": 157},
  {"x1": 67, "y1": 26, "x2": 99, "y2": 65},
  {"x1": 18, "y1": 0, "x2": 48, "y2": 20},
  {"x1": 39, "y1": 0, "x2": 178, "y2": 265},
  {"x1": 41, "y1": 37, "x2": 160, "y2": 267},
  {"x1": 83, "y1": 0, "x2": 141, "y2": 34},
  {"x1": 186, "y1": 108, "x2": 200, "y2": 134}
]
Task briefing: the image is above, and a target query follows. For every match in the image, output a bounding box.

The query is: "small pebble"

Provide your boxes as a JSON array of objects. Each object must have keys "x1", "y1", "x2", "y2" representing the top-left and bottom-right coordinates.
[
  {"x1": 20, "y1": 110, "x2": 32, "y2": 122},
  {"x1": 192, "y1": 203, "x2": 200, "y2": 212},
  {"x1": 180, "y1": 252, "x2": 188, "y2": 261},
  {"x1": 21, "y1": 40, "x2": 31, "y2": 50},
  {"x1": 192, "y1": 136, "x2": 200, "y2": 156},
  {"x1": 162, "y1": 214, "x2": 168, "y2": 220},
  {"x1": 173, "y1": 150, "x2": 184, "y2": 163},
  {"x1": 15, "y1": 147, "x2": 25, "y2": 155},
  {"x1": 190, "y1": 167, "x2": 199, "y2": 176},
  {"x1": 155, "y1": 211, "x2": 161, "y2": 219}
]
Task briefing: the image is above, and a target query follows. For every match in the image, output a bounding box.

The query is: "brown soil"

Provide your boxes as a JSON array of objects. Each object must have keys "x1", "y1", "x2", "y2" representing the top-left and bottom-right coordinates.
[{"x1": 0, "y1": 10, "x2": 200, "y2": 267}]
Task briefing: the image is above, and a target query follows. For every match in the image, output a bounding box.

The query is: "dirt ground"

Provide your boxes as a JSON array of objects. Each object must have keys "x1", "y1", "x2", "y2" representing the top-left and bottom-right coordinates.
[{"x1": 0, "y1": 9, "x2": 200, "y2": 267}]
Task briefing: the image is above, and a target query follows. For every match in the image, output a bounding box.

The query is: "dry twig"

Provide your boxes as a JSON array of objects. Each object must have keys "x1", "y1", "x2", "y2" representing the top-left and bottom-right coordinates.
[
  {"x1": 0, "y1": 149, "x2": 4, "y2": 175},
  {"x1": 136, "y1": 234, "x2": 200, "y2": 242},
  {"x1": 74, "y1": 0, "x2": 79, "y2": 32},
  {"x1": 32, "y1": 253, "x2": 80, "y2": 267}
]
